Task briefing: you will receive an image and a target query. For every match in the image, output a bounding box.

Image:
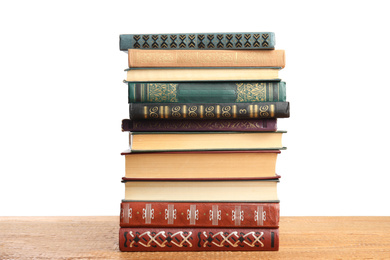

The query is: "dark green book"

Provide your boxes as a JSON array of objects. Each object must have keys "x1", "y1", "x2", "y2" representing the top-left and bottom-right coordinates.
[
  {"x1": 128, "y1": 81, "x2": 286, "y2": 103},
  {"x1": 129, "y1": 102, "x2": 289, "y2": 120}
]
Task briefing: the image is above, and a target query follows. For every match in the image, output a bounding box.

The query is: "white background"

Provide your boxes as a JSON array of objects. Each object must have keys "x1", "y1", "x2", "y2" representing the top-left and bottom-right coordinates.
[{"x1": 1, "y1": 0, "x2": 389, "y2": 216}]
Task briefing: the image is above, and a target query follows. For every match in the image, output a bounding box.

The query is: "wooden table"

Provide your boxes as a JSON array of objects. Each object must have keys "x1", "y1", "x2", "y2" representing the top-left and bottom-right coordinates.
[{"x1": 1, "y1": 217, "x2": 389, "y2": 259}]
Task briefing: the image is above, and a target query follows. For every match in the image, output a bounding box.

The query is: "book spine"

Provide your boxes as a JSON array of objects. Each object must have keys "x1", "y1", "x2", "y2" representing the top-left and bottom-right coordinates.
[
  {"x1": 120, "y1": 202, "x2": 279, "y2": 228},
  {"x1": 119, "y1": 227, "x2": 279, "y2": 251},
  {"x1": 120, "y1": 32, "x2": 275, "y2": 51},
  {"x1": 121, "y1": 118, "x2": 277, "y2": 132},
  {"x1": 128, "y1": 49, "x2": 285, "y2": 68},
  {"x1": 128, "y1": 81, "x2": 286, "y2": 103},
  {"x1": 129, "y1": 102, "x2": 289, "y2": 120}
]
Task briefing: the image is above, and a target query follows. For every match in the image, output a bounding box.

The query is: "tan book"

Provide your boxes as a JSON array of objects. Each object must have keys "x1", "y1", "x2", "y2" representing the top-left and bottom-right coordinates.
[
  {"x1": 128, "y1": 49, "x2": 285, "y2": 68},
  {"x1": 122, "y1": 150, "x2": 280, "y2": 179},
  {"x1": 126, "y1": 68, "x2": 280, "y2": 82}
]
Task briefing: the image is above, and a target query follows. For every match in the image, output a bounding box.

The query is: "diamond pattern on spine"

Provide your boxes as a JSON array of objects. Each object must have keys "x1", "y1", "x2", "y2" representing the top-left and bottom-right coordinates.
[
  {"x1": 207, "y1": 34, "x2": 215, "y2": 48},
  {"x1": 235, "y1": 34, "x2": 242, "y2": 48},
  {"x1": 161, "y1": 35, "x2": 168, "y2": 48},
  {"x1": 152, "y1": 35, "x2": 159, "y2": 48},
  {"x1": 226, "y1": 34, "x2": 233, "y2": 48},
  {"x1": 198, "y1": 34, "x2": 205, "y2": 49},
  {"x1": 217, "y1": 34, "x2": 224, "y2": 48},
  {"x1": 188, "y1": 35, "x2": 196, "y2": 48},
  {"x1": 170, "y1": 35, "x2": 177, "y2": 48},
  {"x1": 262, "y1": 34, "x2": 269, "y2": 47},
  {"x1": 244, "y1": 34, "x2": 252, "y2": 48},
  {"x1": 179, "y1": 35, "x2": 187, "y2": 48},
  {"x1": 142, "y1": 35, "x2": 149, "y2": 48},
  {"x1": 133, "y1": 35, "x2": 141, "y2": 48},
  {"x1": 253, "y1": 34, "x2": 260, "y2": 47}
]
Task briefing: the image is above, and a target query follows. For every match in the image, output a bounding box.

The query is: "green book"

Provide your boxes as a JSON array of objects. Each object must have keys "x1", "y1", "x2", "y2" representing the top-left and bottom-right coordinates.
[{"x1": 128, "y1": 81, "x2": 286, "y2": 103}]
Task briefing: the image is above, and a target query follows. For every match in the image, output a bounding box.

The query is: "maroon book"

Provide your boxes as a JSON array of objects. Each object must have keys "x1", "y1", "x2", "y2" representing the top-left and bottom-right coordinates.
[
  {"x1": 120, "y1": 202, "x2": 279, "y2": 228},
  {"x1": 119, "y1": 227, "x2": 279, "y2": 251},
  {"x1": 121, "y1": 118, "x2": 277, "y2": 132}
]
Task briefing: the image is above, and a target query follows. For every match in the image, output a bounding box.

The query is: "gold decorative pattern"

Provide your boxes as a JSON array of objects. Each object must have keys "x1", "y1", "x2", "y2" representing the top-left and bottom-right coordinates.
[
  {"x1": 236, "y1": 83, "x2": 267, "y2": 102},
  {"x1": 148, "y1": 84, "x2": 178, "y2": 102}
]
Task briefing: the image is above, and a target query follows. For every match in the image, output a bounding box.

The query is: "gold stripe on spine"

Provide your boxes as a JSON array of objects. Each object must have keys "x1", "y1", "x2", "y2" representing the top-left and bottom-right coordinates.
[
  {"x1": 233, "y1": 105, "x2": 237, "y2": 118},
  {"x1": 268, "y1": 83, "x2": 273, "y2": 102},
  {"x1": 254, "y1": 105, "x2": 258, "y2": 118},
  {"x1": 200, "y1": 105, "x2": 204, "y2": 118},
  {"x1": 165, "y1": 106, "x2": 169, "y2": 119},
  {"x1": 216, "y1": 105, "x2": 220, "y2": 118},
  {"x1": 183, "y1": 105, "x2": 187, "y2": 118},
  {"x1": 144, "y1": 106, "x2": 147, "y2": 119},
  {"x1": 271, "y1": 104, "x2": 275, "y2": 117},
  {"x1": 160, "y1": 106, "x2": 164, "y2": 118},
  {"x1": 249, "y1": 105, "x2": 254, "y2": 118}
]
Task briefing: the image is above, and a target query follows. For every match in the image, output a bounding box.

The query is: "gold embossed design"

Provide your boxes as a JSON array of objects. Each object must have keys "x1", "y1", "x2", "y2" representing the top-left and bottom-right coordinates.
[
  {"x1": 205, "y1": 106, "x2": 215, "y2": 118},
  {"x1": 172, "y1": 106, "x2": 181, "y2": 118},
  {"x1": 236, "y1": 83, "x2": 267, "y2": 102},
  {"x1": 259, "y1": 105, "x2": 270, "y2": 117},
  {"x1": 149, "y1": 106, "x2": 159, "y2": 118},
  {"x1": 222, "y1": 106, "x2": 231, "y2": 118},
  {"x1": 148, "y1": 84, "x2": 178, "y2": 102},
  {"x1": 188, "y1": 106, "x2": 198, "y2": 118}
]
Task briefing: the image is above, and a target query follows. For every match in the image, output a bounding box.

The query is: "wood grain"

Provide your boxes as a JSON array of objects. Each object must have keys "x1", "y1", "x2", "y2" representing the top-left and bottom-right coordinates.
[{"x1": 1, "y1": 216, "x2": 389, "y2": 259}]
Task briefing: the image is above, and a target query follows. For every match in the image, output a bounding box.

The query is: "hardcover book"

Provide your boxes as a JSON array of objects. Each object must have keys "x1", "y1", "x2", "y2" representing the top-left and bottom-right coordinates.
[
  {"x1": 120, "y1": 202, "x2": 279, "y2": 228},
  {"x1": 121, "y1": 118, "x2": 278, "y2": 132},
  {"x1": 119, "y1": 227, "x2": 279, "y2": 251},
  {"x1": 125, "y1": 68, "x2": 280, "y2": 82},
  {"x1": 128, "y1": 131, "x2": 286, "y2": 152},
  {"x1": 119, "y1": 32, "x2": 275, "y2": 51},
  {"x1": 128, "y1": 81, "x2": 286, "y2": 103},
  {"x1": 129, "y1": 102, "x2": 290, "y2": 120},
  {"x1": 128, "y1": 49, "x2": 285, "y2": 68},
  {"x1": 122, "y1": 177, "x2": 279, "y2": 202},
  {"x1": 122, "y1": 150, "x2": 281, "y2": 179}
]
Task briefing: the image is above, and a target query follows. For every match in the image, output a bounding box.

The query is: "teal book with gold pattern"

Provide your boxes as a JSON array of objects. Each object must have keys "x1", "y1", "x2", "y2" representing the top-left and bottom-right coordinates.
[
  {"x1": 128, "y1": 81, "x2": 286, "y2": 103},
  {"x1": 120, "y1": 32, "x2": 275, "y2": 50}
]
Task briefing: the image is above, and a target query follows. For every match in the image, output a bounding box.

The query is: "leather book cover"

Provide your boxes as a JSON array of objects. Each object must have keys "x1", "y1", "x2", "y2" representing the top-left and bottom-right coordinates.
[
  {"x1": 119, "y1": 227, "x2": 279, "y2": 251},
  {"x1": 128, "y1": 49, "x2": 285, "y2": 68},
  {"x1": 120, "y1": 201, "x2": 279, "y2": 228},
  {"x1": 128, "y1": 81, "x2": 286, "y2": 103},
  {"x1": 120, "y1": 32, "x2": 275, "y2": 51},
  {"x1": 129, "y1": 102, "x2": 289, "y2": 120},
  {"x1": 121, "y1": 118, "x2": 277, "y2": 132}
]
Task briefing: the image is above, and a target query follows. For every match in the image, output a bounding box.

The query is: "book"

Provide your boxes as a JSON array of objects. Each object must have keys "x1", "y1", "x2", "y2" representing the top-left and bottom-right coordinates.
[
  {"x1": 121, "y1": 118, "x2": 278, "y2": 132},
  {"x1": 128, "y1": 49, "x2": 285, "y2": 68},
  {"x1": 128, "y1": 81, "x2": 286, "y2": 103},
  {"x1": 129, "y1": 102, "x2": 290, "y2": 120},
  {"x1": 122, "y1": 150, "x2": 281, "y2": 179},
  {"x1": 122, "y1": 177, "x2": 279, "y2": 202},
  {"x1": 120, "y1": 201, "x2": 279, "y2": 228},
  {"x1": 119, "y1": 227, "x2": 279, "y2": 251},
  {"x1": 128, "y1": 131, "x2": 286, "y2": 152},
  {"x1": 125, "y1": 68, "x2": 280, "y2": 82},
  {"x1": 119, "y1": 32, "x2": 275, "y2": 51}
]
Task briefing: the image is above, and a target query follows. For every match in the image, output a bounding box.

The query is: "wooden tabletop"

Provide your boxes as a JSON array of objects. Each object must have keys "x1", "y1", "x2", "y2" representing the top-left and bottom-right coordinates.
[{"x1": 1, "y1": 216, "x2": 389, "y2": 259}]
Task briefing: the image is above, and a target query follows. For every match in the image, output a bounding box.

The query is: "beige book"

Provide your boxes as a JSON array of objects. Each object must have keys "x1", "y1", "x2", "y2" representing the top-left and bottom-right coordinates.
[
  {"x1": 126, "y1": 68, "x2": 279, "y2": 82},
  {"x1": 128, "y1": 49, "x2": 285, "y2": 68}
]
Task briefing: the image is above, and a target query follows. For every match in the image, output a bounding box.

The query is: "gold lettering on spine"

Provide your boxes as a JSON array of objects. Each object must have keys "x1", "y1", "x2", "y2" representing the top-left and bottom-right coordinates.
[
  {"x1": 271, "y1": 104, "x2": 275, "y2": 117},
  {"x1": 233, "y1": 105, "x2": 237, "y2": 118},
  {"x1": 144, "y1": 106, "x2": 148, "y2": 119},
  {"x1": 216, "y1": 105, "x2": 220, "y2": 118},
  {"x1": 249, "y1": 105, "x2": 254, "y2": 118},
  {"x1": 183, "y1": 105, "x2": 187, "y2": 118},
  {"x1": 160, "y1": 106, "x2": 164, "y2": 118},
  {"x1": 200, "y1": 105, "x2": 204, "y2": 118},
  {"x1": 254, "y1": 105, "x2": 258, "y2": 118},
  {"x1": 165, "y1": 106, "x2": 169, "y2": 118}
]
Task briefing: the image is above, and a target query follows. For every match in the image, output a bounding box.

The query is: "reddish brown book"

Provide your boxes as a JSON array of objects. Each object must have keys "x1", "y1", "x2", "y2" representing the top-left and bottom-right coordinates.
[
  {"x1": 120, "y1": 202, "x2": 279, "y2": 228},
  {"x1": 119, "y1": 227, "x2": 279, "y2": 251}
]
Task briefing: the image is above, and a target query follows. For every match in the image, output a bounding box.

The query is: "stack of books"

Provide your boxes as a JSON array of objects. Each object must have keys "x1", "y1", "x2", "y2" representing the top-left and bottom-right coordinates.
[{"x1": 118, "y1": 32, "x2": 289, "y2": 252}]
